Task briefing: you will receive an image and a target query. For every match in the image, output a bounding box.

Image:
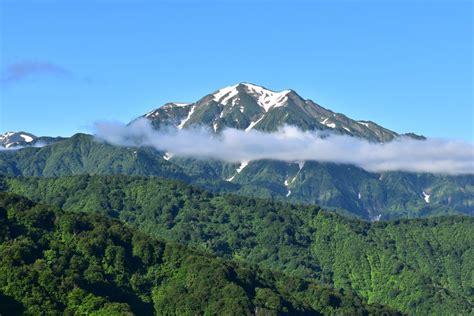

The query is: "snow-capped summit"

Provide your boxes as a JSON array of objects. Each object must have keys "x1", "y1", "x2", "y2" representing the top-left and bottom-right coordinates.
[
  {"x1": 0, "y1": 131, "x2": 66, "y2": 149},
  {"x1": 211, "y1": 83, "x2": 292, "y2": 112},
  {"x1": 138, "y1": 82, "x2": 422, "y2": 142},
  {"x1": 0, "y1": 131, "x2": 37, "y2": 148}
]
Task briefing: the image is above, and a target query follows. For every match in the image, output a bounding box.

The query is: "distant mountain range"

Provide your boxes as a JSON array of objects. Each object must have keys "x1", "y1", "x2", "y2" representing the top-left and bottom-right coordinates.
[
  {"x1": 0, "y1": 131, "x2": 64, "y2": 149},
  {"x1": 1, "y1": 131, "x2": 37, "y2": 148},
  {"x1": 0, "y1": 83, "x2": 471, "y2": 220}
]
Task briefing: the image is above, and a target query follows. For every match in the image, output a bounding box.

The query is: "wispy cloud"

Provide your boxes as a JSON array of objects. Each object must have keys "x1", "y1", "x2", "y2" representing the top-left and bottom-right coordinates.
[
  {"x1": 0, "y1": 61, "x2": 71, "y2": 85},
  {"x1": 94, "y1": 119, "x2": 474, "y2": 175}
]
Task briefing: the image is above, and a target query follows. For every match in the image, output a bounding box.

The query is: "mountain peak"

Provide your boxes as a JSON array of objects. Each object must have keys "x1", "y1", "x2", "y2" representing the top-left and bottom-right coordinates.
[
  {"x1": 0, "y1": 131, "x2": 65, "y2": 149},
  {"x1": 0, "y1": 131, "x2": 37, "y2": 148},
  {"x1": 139, "y1": 83, "x2": 403, "y2": 142},
  {"x1": 211, "y1": 82, "x2": 292, "y2": 112}
]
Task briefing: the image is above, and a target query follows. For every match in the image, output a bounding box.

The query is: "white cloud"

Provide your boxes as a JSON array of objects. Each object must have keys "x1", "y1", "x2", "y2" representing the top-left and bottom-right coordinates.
[{"x1": 94, "y1": 118, "x2": 474, "y2": 175}]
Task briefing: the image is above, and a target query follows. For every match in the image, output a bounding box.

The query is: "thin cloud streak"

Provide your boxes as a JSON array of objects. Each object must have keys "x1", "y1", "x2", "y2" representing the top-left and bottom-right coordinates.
[
  {"x1": 94, "y1": 118, "x2": 474, "y2": 175},
  {"x1": 0, "y1": 142, "x2": 47, "y2": 150},
  {"x1": 0, "y1": 61, "x2": 71, "y2": 85}
]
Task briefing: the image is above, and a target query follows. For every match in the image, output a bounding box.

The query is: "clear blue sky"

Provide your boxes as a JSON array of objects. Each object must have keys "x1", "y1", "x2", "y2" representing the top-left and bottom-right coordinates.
[{"x1": 0, "y1": 0, "x2": 472, "y2": 141}]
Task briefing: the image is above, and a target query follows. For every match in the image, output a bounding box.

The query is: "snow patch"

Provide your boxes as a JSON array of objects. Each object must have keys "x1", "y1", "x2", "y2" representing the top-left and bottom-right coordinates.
[
  {"x1": 288, "y1": 161, "x2": 305, "y2": 185},
  {"x1": 343, "y1": 126, "x2": 351, "y2": 133},
  {"x1": 163, "y1": 152, "x2": 173, "y2": 161},
  {"x1": 145, "y1": 110, "x2": 159, "y2": 118},
  {"x1": 236, "y1": 161, "x2": 249, "y2": 173},
  {"x1": 370, "y1": 214, "x2": 382, "y2": 222},
  {"x1": 177, "y1": 105, "x2": 196, "y2": 129},
  {"x1": 173, "y1": 102, "x2": 191, "y2": 107},
  {"x1": 422, "y1": 191, "x2": 431, "y2": 203},
  {"x1": 162, "y1": 102, "x2": 191, "y2": 109},
  {"x1": 245, "y1": 115, "x2": 265, "y2": 132},
  {"x1": 297, "y1": 161, "x2": 305, "y2": 170},
  {"x1": 226, "y1": 161, "x2": 249, "y2": 182},
  {"x1": 358, "y1": 121, "x2": 370, "y2": 128},
  {"x1": 146, "y1": 103, "x2": 192, "y2": 118},
  {"x1": 213, "y1": 122, "x2": 218, "y2": 132},
  {"x1": 358, "y1": 192, "x2": 362, "y2": 200},
  {"x1": 0, "y1": 132, "x2": 13, "y2": 140},
  {"x1": 243, "y1": 83, "x2": 290, "y2": 112},
  {"x1": 284, "y1": 176, "x2": 292, "y2": 197},
  {"x1": 226, "y1": 175, "x2": 236, "y2": 182},
  {"x1": 20, "y1": 134, "x2": 34, "y2": 142},
  {"x1": 212, "y1": 83, "x2": 290, "y2": 112},
  {"x1": 212, "y1": 84, "x2": 240, "y2": 104},
  {"x1": 320, "y1": 118, "x2": 336, "y2": 128}
]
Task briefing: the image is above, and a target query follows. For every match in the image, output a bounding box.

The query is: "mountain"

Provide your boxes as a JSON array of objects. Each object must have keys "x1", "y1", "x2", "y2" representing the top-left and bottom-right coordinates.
[
  {"x1": 0, "y1": 192, "x2": 399, "y2": 315},
  {"x1": 135, "y1": 83, "x2": 470, "y2": 219},
  {"x1": 0, "y1": 131, "x2": 37, "y2": 148},
  {"x1": 0, "y1": 133, "x2": 471, "y2": 220},
  {"x1": 0, "y1": 133, "x2": 239, "y2": 193},
  {"x1": 0, "y1": 83, "x2": 471, "y2": 314},
  {"x1": 0, "y1": 83, "x2": 470, "y2": 220},
  {"x1": 141, "y1": 82, "x2": 424, "y2": 142},
  {"x1": 0, "y1": 131, "x2": 64, "y2": 149},
  {"x1": 1, "y1": 176, "x2": 472, "y2": 314}
]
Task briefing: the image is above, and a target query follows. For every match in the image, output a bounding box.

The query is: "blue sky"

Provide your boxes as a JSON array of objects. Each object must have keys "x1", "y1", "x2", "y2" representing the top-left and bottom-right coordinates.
[{"x1": 0, "y1": 0, "x2": 472, "y2": 141}]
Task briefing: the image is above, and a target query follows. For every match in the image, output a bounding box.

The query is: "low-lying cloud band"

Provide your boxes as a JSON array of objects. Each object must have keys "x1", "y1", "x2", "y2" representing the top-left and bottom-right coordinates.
[{"x1": 94, "y1": 118, "x2": 474, "y2": 175}]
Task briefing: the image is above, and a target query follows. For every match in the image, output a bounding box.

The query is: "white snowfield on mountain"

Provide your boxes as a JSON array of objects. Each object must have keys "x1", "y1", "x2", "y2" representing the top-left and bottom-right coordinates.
[
  {"x1": 212, "y1": 83, "x2": 291, "y2": 112},
  {"x1": 177, "y1": 105, "x2": 196, "y2": 129}
]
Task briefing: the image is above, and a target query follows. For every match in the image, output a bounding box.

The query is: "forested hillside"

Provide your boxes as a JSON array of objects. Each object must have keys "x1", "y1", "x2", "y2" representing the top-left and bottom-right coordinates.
[
  {"x1": 0, "y1": 192, "x2": 397, "y2": 315},
  {"x1": 0, "y1": 134, "x2": 471, "y2": 220},
  {"x1": 2, "y1": 175, "x2": 472, "y2": 314}
]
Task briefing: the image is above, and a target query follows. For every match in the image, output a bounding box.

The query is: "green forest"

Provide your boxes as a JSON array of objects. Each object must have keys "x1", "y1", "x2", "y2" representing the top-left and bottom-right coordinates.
[
  {"x1": 0, "y1": 192, "x2": 399, "y2": 315},
  {"x1": 1, "y1": 175, "x2": 472, "y2": 314}
]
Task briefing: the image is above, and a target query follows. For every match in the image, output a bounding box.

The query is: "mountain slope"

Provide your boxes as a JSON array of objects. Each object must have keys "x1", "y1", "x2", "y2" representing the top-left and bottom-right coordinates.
[
  {"x1": 1, "y1": 176, "x2": 472, "y2": 314},
  {"x1": 135, "y1": 82, "x2": 470, "y2": 219},
  {"x1": 0, "y1": 134, "x2": 471, "y2": 219},
  {"x1": 0, "y1": 192, "x2": 398, "y2": 315},
  {"x1": 229, "y1": 160, "x2": 473, "y2": 219},
  {"x1": 0, "y1": 133, "x2": 187, "y2": 178}
]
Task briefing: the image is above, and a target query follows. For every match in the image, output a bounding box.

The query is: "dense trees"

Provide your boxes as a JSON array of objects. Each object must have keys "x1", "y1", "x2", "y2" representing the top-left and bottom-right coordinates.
[
  {"x1": 0, "y1": 193, "x2": 397, "y2": 315},
  {"x1": 2, "y1": 175, "x2": 473, "y2": 314}
]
